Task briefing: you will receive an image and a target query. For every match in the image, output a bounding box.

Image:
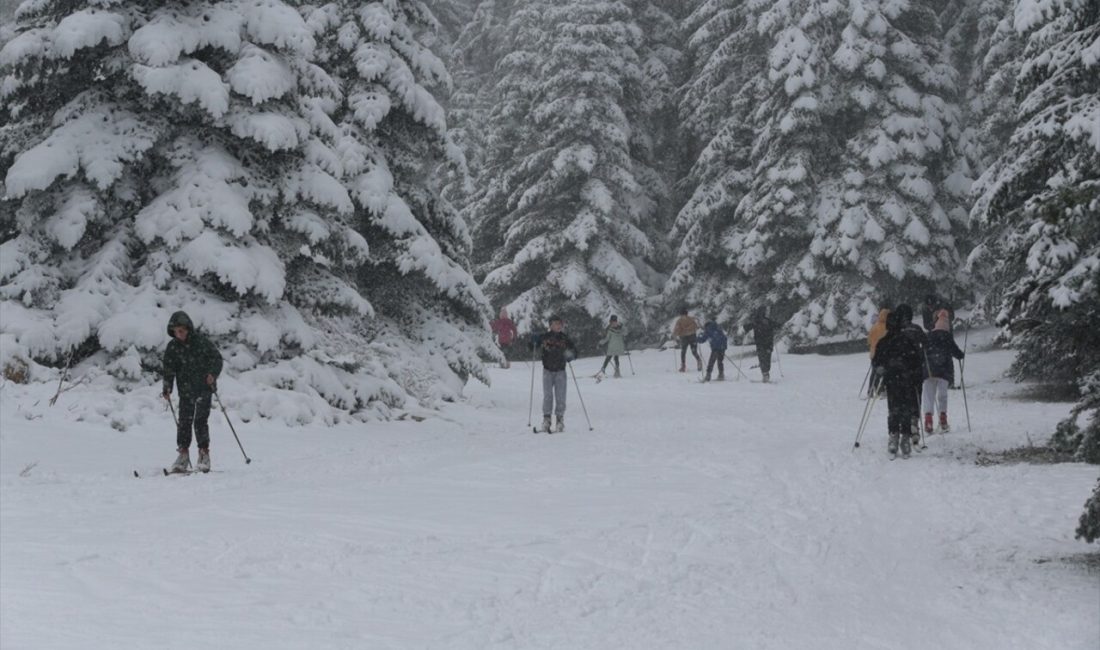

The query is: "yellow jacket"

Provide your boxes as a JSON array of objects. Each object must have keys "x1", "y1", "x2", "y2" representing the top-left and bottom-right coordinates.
[{"x1": 868, "y1": 309, "x2": 890, "y2": 358}]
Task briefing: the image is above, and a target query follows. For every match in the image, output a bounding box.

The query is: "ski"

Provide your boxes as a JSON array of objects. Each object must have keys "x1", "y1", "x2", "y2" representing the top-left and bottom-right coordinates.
[{"x1": 162, "y1": 467, "x2": 214, "y2": 476}]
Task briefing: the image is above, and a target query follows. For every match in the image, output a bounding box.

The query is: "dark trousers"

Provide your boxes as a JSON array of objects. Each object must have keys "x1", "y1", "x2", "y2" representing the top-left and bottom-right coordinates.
[
  {"x1": 600, "y1": 356, "x2": 620, "y2": 373},
  {"x1": 177, "y1": 392, "x2": 212, "y2": 449},
  {"x1": 706, "y1": 350, "x2": 725, "y2": 377},
  {"x1": 885, "y1": 380, "x2": 912, "y2": 435},
  {"x1": 757, "y1": 344, "x2": 773, "y2": 374},
  {"x1": 679, "y1": 336, "x2": 701, "y2": 365}
]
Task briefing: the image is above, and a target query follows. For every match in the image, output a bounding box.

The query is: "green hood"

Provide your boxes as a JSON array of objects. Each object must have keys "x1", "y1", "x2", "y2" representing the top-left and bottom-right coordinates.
[{"x1": 167, "y1": 311, "x2": 195, "y2": 337}]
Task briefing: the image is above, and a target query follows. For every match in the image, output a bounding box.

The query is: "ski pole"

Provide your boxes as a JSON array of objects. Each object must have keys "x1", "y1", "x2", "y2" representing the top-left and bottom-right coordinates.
[
  {"x1": 853, "y1": 379, "x2": 880, "y2": 450},
  {"x1": 859, "y1": 362, "x2": 872, "y2": 399},
  {"x1": 961, "y1": 321, "x2": 971, "y2": 432},
  {"x1": 915, "y1": 386, "x2": 925, "y2": 448},
  {"x1": 527, "y1": 345, "x2": 537, "y2": 428},
  {"x1": 626, "y1": 351, "x2": 635, "y2": 375},
  {"x1": 724, "y1": 353, "x2": 750, "y2": 381},
  {"x1": 213, "y1": 390, "x2": 251, "y2": 464},
  {"x1": 567, "y1": 361, "x2": 594, "y2": 431},
  {"x1": 166, "y1": 395, "x2": 179, "y2": 428},
  {"x1": 774, "y1": 345, "x2": 784, "y2": 378}
]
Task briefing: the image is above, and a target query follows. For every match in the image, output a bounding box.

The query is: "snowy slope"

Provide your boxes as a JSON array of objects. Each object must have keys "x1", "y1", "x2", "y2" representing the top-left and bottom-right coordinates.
[{"x1": 1, "y1": 331, "x2": 1096, "y2": 649}]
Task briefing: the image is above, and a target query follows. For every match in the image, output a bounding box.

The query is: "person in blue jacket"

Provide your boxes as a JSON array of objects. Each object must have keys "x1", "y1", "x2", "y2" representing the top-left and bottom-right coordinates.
[{"x1": 697, "y1": 319, "x2": 728, "y2": 382}]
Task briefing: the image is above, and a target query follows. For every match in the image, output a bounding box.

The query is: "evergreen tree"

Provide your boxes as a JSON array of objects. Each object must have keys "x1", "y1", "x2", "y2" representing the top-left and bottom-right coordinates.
[
  {"x1": 0, "y1": 0, "x2": 492, "y2": 423},
  {"x1": 670, "y1": 0, "x2": 969, "y2": 339},
  {"x1": 470, "y1": 1, "x2": 663, "y2": 345},
  {"x1": 664, "y1": 0, "x2": 763, "y2": 322},
  {"x1": 970, "y1": 0, "x2": 1099, "y2": 462}
]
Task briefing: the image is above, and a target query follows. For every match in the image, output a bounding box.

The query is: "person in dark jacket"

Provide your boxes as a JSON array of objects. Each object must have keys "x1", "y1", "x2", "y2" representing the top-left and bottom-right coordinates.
[
  {"x1": 872, "y1": 309, "x2": 924, "y2": 457},
  {"x1": 922, "y1": 309, "x2": 965, "y2": 433},
  {"x1": 533, "y1": 315, "x2": 576, "y2": 433},
  {"x1": 162, "y1": 311, "x2": 223, "y2": 472},
  {"x1": 745, "y1": 307, "x2": 777, "y2": 382},
  {"x1": 893, "y1": 302, "x2": 928, "y2": 446},
  {"x1": 697, "y1": 319, "x2": 728, "y2": 381}
]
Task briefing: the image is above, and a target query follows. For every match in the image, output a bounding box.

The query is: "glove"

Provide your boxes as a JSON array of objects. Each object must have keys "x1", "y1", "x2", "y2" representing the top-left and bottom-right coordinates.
[
  {"x1": 564, "y1": 350, "x2": 576, "y2": 362},
  {"x1": 874, "y1": 366, "x2": 885, "y2": 377}
]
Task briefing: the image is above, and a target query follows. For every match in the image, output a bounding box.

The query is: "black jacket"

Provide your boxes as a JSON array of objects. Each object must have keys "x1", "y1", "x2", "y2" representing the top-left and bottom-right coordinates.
[
  {"x1": 872, "y1": 329, "x2": 923, "y2": 386},
  {"x1": 162, "y1": 311, "x2": 223, "y2": 396},
  {"x1": 925, "y1": 329, "x2": 964, "y2": 379},
  {"x1": 746, "y1": 315, "x2": 776, "y2": 347},
  {"x1": 535, "y1": 331, "x2": 576, "y2": 372}
]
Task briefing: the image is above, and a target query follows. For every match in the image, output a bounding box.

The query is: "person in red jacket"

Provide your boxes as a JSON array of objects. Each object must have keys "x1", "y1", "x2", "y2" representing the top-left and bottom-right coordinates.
[{"x1": 490, "y1": 307, "x2": 518, "y2": 369}]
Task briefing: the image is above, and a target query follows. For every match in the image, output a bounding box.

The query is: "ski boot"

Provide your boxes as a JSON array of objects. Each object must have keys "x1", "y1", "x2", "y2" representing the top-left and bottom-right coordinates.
[
  {"x1": 196, "y1": 448, "x2": 211, "y2": 473},
  {"x1": 939, "y1": 412, "x2": 950, "y2": 433},
  {"x1": 888, "y1": 433, "x2": 900, "y2": 458},
  {"x1": 762, "y1": 372, "x2": 770, "y2": 383},
  {"x1": 900, "y1": 433, "x2": 912, "y2": 458},
  {"x1": 613, "y1": 369, "x2": 621, "y2": 379},
  {"x1": 716, "y1": 372, "x2": 725, "y2": 381},
  {"x1": 540, "y1": 416, "x2": 552, "y2": 433},
  {"x1": 911, "y1": 432, "x2": 923, "y2": 452},
  {"x1": 169, "y1": 448, "x2": 191, "y2": 473},
  {"x1": 554, "y1": 416, "x2": 565, "y2": 433},
  {"x1": 924, "y1": 413, "x2": 934, "y2": 434},
  {"x1": 702, "y1": 374, "x2": 711, "y2": 382},
  {"x1": 697, "y1": 360, "x2": 703, "y2": 372},
  {"x1": 679, "y1": 364, "x2": 686, "y2": 373}
]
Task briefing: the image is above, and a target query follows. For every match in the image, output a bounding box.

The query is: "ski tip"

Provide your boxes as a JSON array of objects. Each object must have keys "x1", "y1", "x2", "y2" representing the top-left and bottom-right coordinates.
[
  {"x1": 133, "y1": 470, "x2": 140, "y2": 478},
  {"x1": 162, "y1": 468, "x2": 170, "y2": 476}
]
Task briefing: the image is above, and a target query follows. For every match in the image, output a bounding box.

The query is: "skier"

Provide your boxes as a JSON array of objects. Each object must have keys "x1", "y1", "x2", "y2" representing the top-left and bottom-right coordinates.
[
  {"x1": 871, "y1": 309, "x2": 924, "y2": 458},
  {"x1": 745, "y1": 306, "x2": 777, "y2": 382},
  {"x1": 597, "y1": 315, "x2": 626, "y2": 378},
  {"x1": 161, "y1": 311, "x2": 223, "y2": 473},
  {"x1": 696, "y1": 319, "x2": 728, "y2": 381},
  {"x1": 671, "y1": 307, "x2": 702, "y2": 372},
  {"x1": 490, "y1": 307, "x2": 518, "y2": 369},
  {"x1": 893, "y1": 303, "x2": 928, "y2": 447},
  {"x1": 868, "y1": 308, "x2": 891, "y2": 358},
  {"x1": 533, "y1": 315, "x2": 576, "y2": 433},
  {"x1": 922, "y1": 309, "x2": 966, "y2": 433}
]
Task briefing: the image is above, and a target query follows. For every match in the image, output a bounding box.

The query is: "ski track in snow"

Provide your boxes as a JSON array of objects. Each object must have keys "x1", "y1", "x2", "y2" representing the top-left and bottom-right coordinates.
[{"x1": 1, "y1": 332, "x2": 1097, "y2": 649}]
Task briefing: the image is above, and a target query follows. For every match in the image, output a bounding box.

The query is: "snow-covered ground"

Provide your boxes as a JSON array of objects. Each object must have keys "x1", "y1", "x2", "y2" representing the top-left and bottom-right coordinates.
[{"x1": 2, "y1": 331, "x2": 1097, "y2": 649}]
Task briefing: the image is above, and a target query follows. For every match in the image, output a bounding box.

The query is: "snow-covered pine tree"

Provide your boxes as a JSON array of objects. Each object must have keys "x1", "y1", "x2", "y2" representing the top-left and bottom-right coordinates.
[
  {"x1": 0, "y1": 0, "x2": 492, "y2": 424},
  {"x1": 971, "y1": 0, "x2": 1100, "y2": 462},
  {"x1": 664, "y1": 0, "x2": 764, "y2": 323},
  {"x1": 304, "y1": 0, "x2": 495, "y2": 400},
  {"x1": 670, "y1": 0, "x2": 969, "y2": 340},
  {"x1": 942, "y1": 0, "x2": 1020, "y2": 190},
  {"x1": 793, "y1": 0, "x2": 967, "y2": 339},
  {"x1": 471, "y1": 1, "x2": 663, "y2": 345}
]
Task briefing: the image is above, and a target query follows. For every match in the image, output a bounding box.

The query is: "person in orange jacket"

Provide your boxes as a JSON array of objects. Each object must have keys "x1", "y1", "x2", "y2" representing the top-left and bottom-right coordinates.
[
  {"x1": 868, "y1": 308, "x2": 891, "y2": 358},
  {"x1": 671, "y1": 307, "x2": 702, "y2": 372}
]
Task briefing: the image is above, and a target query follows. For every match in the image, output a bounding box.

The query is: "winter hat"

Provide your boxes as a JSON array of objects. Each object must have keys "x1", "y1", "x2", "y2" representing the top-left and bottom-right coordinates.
[
  {"x1": 548, "y1": 314, "x2": 562, "y2": 324},
  {"x1": 934, "y1": 309, "x2": 951, "y2": 331},
  {"x1": 166, "y1": 311, "x2": 194, "y2": 337},
  {"x1": 609, "y1": 315, "x2": 618, "y2": 322},
  {"x1": 894, "y1": 303, "x2": 914, "y2": 326}
]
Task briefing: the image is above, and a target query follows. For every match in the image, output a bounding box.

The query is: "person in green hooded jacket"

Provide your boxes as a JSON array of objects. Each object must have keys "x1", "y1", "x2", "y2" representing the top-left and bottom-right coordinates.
[
  {"x1": 161, "y1": 311, "x2": 223, "y2": 472},
  {"x1": 598, "y1": 315, "x2": 627, "y2": 378}
]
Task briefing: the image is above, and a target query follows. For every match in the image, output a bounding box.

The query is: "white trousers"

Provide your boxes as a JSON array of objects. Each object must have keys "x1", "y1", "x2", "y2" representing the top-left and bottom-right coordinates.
[{"x1": 922, "y1": 378, "x2": 949, "y2": 415}]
